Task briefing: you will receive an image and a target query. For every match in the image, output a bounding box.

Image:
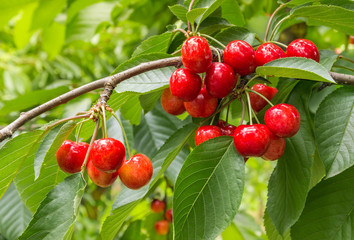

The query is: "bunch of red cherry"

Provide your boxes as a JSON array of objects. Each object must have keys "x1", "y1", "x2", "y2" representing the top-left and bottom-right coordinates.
[
  {"x1": 161, "y1": 36, "x2": 319, "y2": 160},
  {"x1": 150, "y1": 199, "x2": 173, "y2": 235}
]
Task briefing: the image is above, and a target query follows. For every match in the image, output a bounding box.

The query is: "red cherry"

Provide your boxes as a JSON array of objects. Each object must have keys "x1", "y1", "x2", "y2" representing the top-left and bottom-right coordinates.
[
  {"x1": 223, "y1": 40, "x2": 256, "y2": 76},
  {"x1": 205, "y1": 62, "x2": 237, "y2": 98},
  {"x1": 160, "y1": 88, "x2": 185, "y2": 115},
  {"x1": 169, "y1": 68, "x2": 202, "y2": 102},
  {"x1": 217, "y1": 120, "x2": 237, "y2": 136},
  {"x1": 87, "y1": 160, "x2": 119, "y2": 188},
  {"x1": 151, "y1": 199, "x2": 166, "y2": 213},
  {"x1": 181, "y1": 36, "x2": 212, "y2": 73},
  {"x1": 195, "y1": 125, "x2": 222, "y2": 146},
  {"x1": 255, "y1": 42, "x2": 286, "y2": 66},
  {"x1": 286, "y1": 39, "x2": 320, "y2": 62},
  {"x1": 154, "y1": 220, "x2": 169, "y2": 235},
  {"x1": 233, "y1": 124, "x2": 271, "y2": 157},
  {"x1": 56, "y1": 140, "x2": 89, "y2": 174},
  {"x1": 91, "y1": 138, "x2": 125, "y2": 173},
  {"x1": 165, "y1": 208, "x2": 173, "y2": 222},
  {"x1": 264, "y1": 103, "x2": 300, "y2": 138},
  {"x1": 184, "y1": 87, "x2": 218, "y2": 118},
  {"x1": 262, "y1": 132, "x2": 286, "y2": 161},
  {"x1": 249, "y1": 84, "x2": 278, "y2": 112},
  {"x1": 118, "y1": 154, "x2": 153, "y2": 189}
]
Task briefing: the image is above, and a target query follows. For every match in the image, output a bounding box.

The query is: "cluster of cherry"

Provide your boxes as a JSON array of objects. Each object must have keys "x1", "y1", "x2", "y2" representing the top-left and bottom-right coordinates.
[{"x1": 151, "y1": 199, "x2": 173, "y2": 235}]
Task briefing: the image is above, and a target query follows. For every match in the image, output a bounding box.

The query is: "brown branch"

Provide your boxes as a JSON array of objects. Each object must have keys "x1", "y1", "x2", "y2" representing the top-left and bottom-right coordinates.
[{"x1": 329, "y1": 72, "x2": 354, "y2": 85}]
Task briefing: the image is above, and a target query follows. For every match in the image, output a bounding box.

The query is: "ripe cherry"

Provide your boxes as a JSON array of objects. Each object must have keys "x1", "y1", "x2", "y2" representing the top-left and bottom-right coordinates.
[
  {"x1": 195, "y1": 125, "x2": 222, "y2": 146},
  {"x1": 165, "y1": 208, "x2": 173, "y2": 223},
  {"x1": 249, "y1": 84, "x2": 278, "y2": 113},
  {"x1": 169, "y1": 68, "x2": 202, "y2": 102},
  {"x1": 161, "y1": 88, "x2": 185, "y2": 115},
  {"x1": 181, "y1": 36, "x2": 212, "y2": 73},
  {"x1": 56, "y1": 140, "x2": 89, "y2": 174},
  {"x1": 233, "y1": 124, "x2": 271, "y2": 157},
  {"x1": 286, "y1": 39, "x2": 320, "y2": 62},
  {"x1": 255, "y1": 42, "x2": 285, "y2": 66},
  {"x1": 262, "y1": 132, "x2": 286, "y2": 161},
  {"x1": 223, "y1": 40, "x2": 256, "y2": 76},
  {"x1": 184, "y1": 87, "x2": 218, "y2": 118},
  {"x1": 87, "y1": 160, "x2": 119, "y2": 188},
  {"x1": 151, "y1": 199, "x2": 166, "y2": 213},
  {"x1": 118, "y1": 154, "x2": 153, "y2": 189},
  {"x1": 265, "y1": 103, "x2": 300, "y2": 138},
  {"x1": 205, "y1": 62, "x2": 237, "y2": 98},
  {"x1": 91, "y1": 138, "x2": 125, "y2": 173},
  {"x1": 154, "y1": 220, "x2": 169, "y2": 235},
  {"x1": 217, "y1": 120, "x2": 237, "y2": 136}
]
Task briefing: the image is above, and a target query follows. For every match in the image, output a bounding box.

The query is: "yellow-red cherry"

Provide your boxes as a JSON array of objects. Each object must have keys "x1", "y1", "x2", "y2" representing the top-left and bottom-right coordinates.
[
  {"x1": 255, "y1": 42, "x2": 285, "y2": 66},
  {"x1": 169, "y1": 68, "x2": 202, "y2": 102},
  {"x1": 151, "y1": 199, "x2": 166, "y2": 213},
  {"x1": 184, "y1": 87, "x2": 218, "y2": 118},
  {"x1": 181, "y1": 36, "x2": 212, "y2": 73},
  {"x1": 205, "y1": 62, "x2": 237, "y2": 98},
  {"x1": 56, "y1": 140, "x2": 89, "y2": 174},
  {"x1": 155, "y1": 220, "x2": 169, "y2": 235},
  {"x1": 286, "y1": 39, "x2": 320, "y2": 62},
  {"x1": 195, "y1": 125, "x2": 222, "y2": 146},
  {"x1": 160, "y1": 88, "x2": 185, "y2": 115},
  {"x1": 87, "y1": 160, "x2": 119, "y2": 188},
  {"x1": 249, "y1": 84, "x2": 278, "y2": 113},
  {"x1": 262, "y1": 132, "x2": 286, "y2": 161},
  {"x1": 165, "y1": 208, "x2": 173, "y2": 222}
]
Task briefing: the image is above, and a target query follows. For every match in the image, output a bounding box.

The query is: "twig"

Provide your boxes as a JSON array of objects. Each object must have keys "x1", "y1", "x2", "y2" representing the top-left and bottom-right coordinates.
[{"x1": 264, "y1": 4, "x2": 285, "y2": 42}]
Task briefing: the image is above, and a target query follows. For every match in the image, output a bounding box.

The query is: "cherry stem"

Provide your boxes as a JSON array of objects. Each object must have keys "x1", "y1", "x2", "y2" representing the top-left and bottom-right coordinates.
[
  {"x1": 243, "y1": 75, "x2": 260, "y2": 89},
  {"x1": 255, "y1": 35, "x2": 264, "y2": 44},
  {"x1": 80, "y1": 119, "x2": 100, "y2": 176},
  {"x1": 200, "y1": 34, "x2": 226, "y2": 49},
  {"x1": 210, "y1": 45, "x2": 221, "y2": 62},
  {"x1": 339, "y1": 55, "x2": 354, "y2": 64},
  {"x1": 101, "y1": 105, "x2": 108, "y2": 138},
  {"x1": 111, "y1": 111, "x2": 132, "y2": 158},
  {"x1": 188, "y1": 0, "x2": 196, "y2": 34},
  {"x1": 240, "y1": 97, "x2": 245, "y2": 125},
  {"x1": 172, "y1": 28, "x2": 189, "y2": 38},
  {"x1": 269, "y1": 15, "x2": 291, "y2": 42},
  {"x1": 270, "y1": 41, "x2": 288, "y2": 49},
  {"x1": 246, "y1": 88, "x2": 275, "y2": 107},
  {"x1": 264, "y1": 4, "x2": 285, "y2": 42},
  {"x1": 245, "y1": 92, "x2": 253, "y2": 125},
  {"x1": 75, "y1": 119, "x2": 89, "y2": 144},
  {"x1": 45, "y1": 114, "x2": 90, "y2": 131},
  {"x1": 251, "y1": 108, "x2": 260, "y2": 124},
  {"x1": 225, "y1": 104, "x2": 230, "y2": 124},
  {"x1": 171, "y1": 48, "x2": 182, "y2": 56}
]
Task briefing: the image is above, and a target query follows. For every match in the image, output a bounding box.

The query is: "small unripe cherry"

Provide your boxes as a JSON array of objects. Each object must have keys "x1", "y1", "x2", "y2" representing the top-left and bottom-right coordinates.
[
  {"x1": 181, "y1": 36, "x2": 212, "y2": 73},
  {"x1": 87, "y1": 160, "x2": 119, "y2": 188},
  {"x1": 154, "y1": 220, "x2": 169, "y2": 235},
  {"x1": 169, "y1": 68, "x2": 202, "y2": 102},
  {"x1": 118, "y1": 154, "x2": 153, "y2": 189},
  {"x1": 56, "y1": 140, "x2": 89, "y2": 174},
  {"x1": 161, "y1": 88, "x2": 185, "y2": 115},
  {"x1": 165, "y1": 208, "x2": 173, "y2": 222},
  {"x1": 195, "y1": 125, "x2": 222, "y2": 146},
  {"x1": 184, "y1": 87, "x2": 218, "y2": 118},
  {"x1": 286, "y1": 39, "x2": 320, "y2": 62},
  {"x1": 249, "y1": 84, "x2": 278, "y2": 113},
  {"x1": 151, "y1": 199, "x2": 166, "y2": 213},
  {"x1": 255, "y1": 42, "x2": 285, "y2": 66},
  {"x1": 262, "y1": 132, "x2": 286, "y2": 161},
  {"x1": 217, "y1": 120, "x2": 237, "y2": 136},
  {"x1": 205, "y1": 62, "x2": 237, "y2": 98}
]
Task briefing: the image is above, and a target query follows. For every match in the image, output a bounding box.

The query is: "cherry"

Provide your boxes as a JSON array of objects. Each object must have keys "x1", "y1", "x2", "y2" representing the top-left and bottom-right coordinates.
[
  {"x1": 195, "y1": 125, "x2": 222, "y2": 146},
  {"x1": 154, "y1": 220, "x2": 169, "y2": 235},
  {"x1": 169, "y1": 68, "x2": 202, "y2": 102},
  {"x1": 204, "y1": 62, "x2": 237, "y2": 98},
  {"x1": 217, "y1": 120, "x2": 237, "y2": 136},
  {"x1": 56, "y1": 140, "x2": 89, "y2": 174},
  {"x1": 184, "y1": 87, "x2": 218, "y2": 118},
  {"x1": 264, "y1": 103, "x2": 300, "y2": 138},
  {"x1": 160, "y1": 88, "x2": 185, "y2": 115},
  {"x1": 249, "y1": 84, "x2": 278, "y2": 113},
  {"x1": 91, "y1": 138, "x2": 125, "y2": 173},
  {"x1": 181, "y1": 36, "x2": 212, "y2": 73},
  {"x1": 262, "y1": 132, "x2": 286, "y2": 161},
  {"x1": 286, "y1": 39, "x2": 320, "y2": 62},
  {"x1": 118, "y1": 154, "x2": 153, "y2": 189},
  {"x1": 87, "y1": 160, "x2": 119, "y2": 188},
  {"x1": 165, "y1": 208, "x2": 173, "y2": 223},
  {"x1": 151, "y1": 199, "x2": 166, "y2": 213},
  {"x1": 255, "y1": 42, "x2": 285, "y2": 66},
  {"x1": 233, "y1": 124, "x2": 271, "y2": 157},
  {"x1": 223, "y1": 40, "x2": 256, "y2": 76}
]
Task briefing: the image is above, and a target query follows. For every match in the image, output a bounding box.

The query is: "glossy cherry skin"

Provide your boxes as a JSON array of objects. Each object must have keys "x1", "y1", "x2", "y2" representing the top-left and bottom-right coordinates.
[
  {"x1": 265, "y1": 103, "x2": 300, "y2": 138},
  {"x1": 286, "y1": 39, "x2": 320, "y2": 62},
  {"x1": 217, "y1": 120, "x2": 237, "y2": 136},
  {"x1": 223, "y1": 40, "x2": 256, "y2": 76},
  {"x1": 195, "y1": 125, "x2": 222, "y2": 146},
  {"x1": 169, "y1": 68, "x2": 202, "y2": 102},
  {"x1": 161, "y1": 88, "x2": 185, "y2": 115},
  {"x1": 56, "y1": 140, "x2": 89, "y2": 174},
  {"x1": 184, "y1": 87, "x2": 218, "y2": 118},
  {"x1": 91, "y1": 138, "x2": 125, "y2": 173},
  {"x1": 249, "y1": 84, "x2": 278, "y2": 112},
  {"x1": 205, "y1": 62, "x2": 237, "y2": 98},
  {"x1": 87, "y1": 160, "x2": 119, "y2": 188},
  {"x1": 262, "y1": 132, "x2": 286, "y2": 161},
  {"x1": 165, "y1": 208, "x2": 173, "y2": 222},
  {"x1": 255, "y1": 42, "x2": 286, "y2": 66},
  {"x1": 151, "y1": 199, "x2": 166, "y2": 213},
  {"x1": 118, "y1": 154, "x2": 153, "y2": 189},
  {"x1": 233, "y1": 124, "x2": 271, "y2": 157},
  {"x1": 155, "y1": 220, "x2": 169, "y2": 235},
  {"x1": 181, "y1": 36, "x2": 212, "y2": 73}
]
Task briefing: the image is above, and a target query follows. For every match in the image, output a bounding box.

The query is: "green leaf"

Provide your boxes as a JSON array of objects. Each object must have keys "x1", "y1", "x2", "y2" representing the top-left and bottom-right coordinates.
[
  {"x1": 264, "y1": 209, "x2": 291, "y2": 240},
  {"x1": 319, "y1": 50, "x2": 338, "y2": 71},
  {"x1": 34, "y1": 122, "x2": 77, "y2": 180},
  {"x1": 13, "y1": 2, "x2": 37, "y2": 49},
  {"x1": 169, "y1": 4, "x2": 188, "y2": 22},
  {"x1": 291, "y1": 165, "x2": 354, "y2": 240},
  {"x1": 139, "y1": 90, "x2": 163, "y2": 113},
  {"x1": 100, "y1": 124, "x2": 197, "y2": 240},
  {"x1": 221, "y1": 223, "x2": 244, "y2": 240},
  {"x1": 213, "y1": 26, "x2": 256, "y2": 46},
  {"x1": 256, "y1": 57, "x2": 335, "y2": 83},
  {"x1": 0, "y1": 184, "x2": 32, "y2": 240},
  {"x1": 165, "y1": 147, "x2": 189, "y2": 185},
  {"x1": 42, "y1": 22, "x2": 65, "y2": 59},
  {"x1": 197, "y1": 0, "x2": 224, "y2": 25},
  {"x1": 120, "y1": 95, "x2": 142, "y2": 125},
  {"x1": 173, "y1": 137, "x2": 245, "y2": 240},
  {"x1": 121, "y1": 220, "x2": 143, "y2": 240},
  {"x1": 267, "y1": 82, "x2": 316, "y2": 235},
  {"x1": 132, "y1": 32, "x2": 173, "y2": 57},
  {"x1": 30, "y1": 0, "x2": 66, "y2": 30},
  {"x1": 315, "y1": 86, "x2": 354, "y2": 178},
  {"x1": 0, "y1": 130, "x2": 44, "y2": 198},
  {"x1": 186, "y1": 8, "x2": 207, "y2": 25},
  {"x1": 0, "y1": 0, "x2": 35, "y2": 28},
  {"x1": 284, "y1": 0, "x2": 318, "y2": 7},
  {"x1": 291, "y1": 5, "x2": 354, "y2": 35},
  {"x1": 18, "y1": 174, "x2": 86, "y2": 240},
  {"x1": 221, "y1": 0, "x2": 245, "y2": 26}
]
